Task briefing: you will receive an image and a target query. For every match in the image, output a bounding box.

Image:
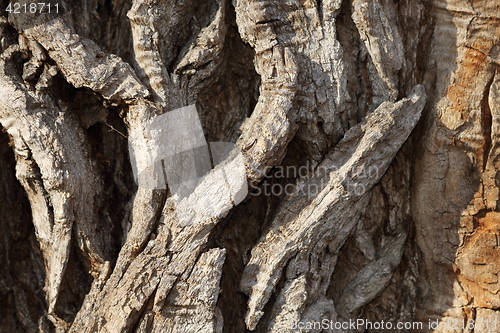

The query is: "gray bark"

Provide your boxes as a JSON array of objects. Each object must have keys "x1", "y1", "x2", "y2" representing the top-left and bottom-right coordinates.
[{"x1": 0, "y1": 0, "x2": 498, "y2": 332}]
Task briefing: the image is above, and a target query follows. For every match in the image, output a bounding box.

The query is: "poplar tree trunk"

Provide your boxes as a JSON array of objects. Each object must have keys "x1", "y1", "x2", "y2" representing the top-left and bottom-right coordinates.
[{"x1": 0, "y1": 0, "x2": 499, "y2": 332}]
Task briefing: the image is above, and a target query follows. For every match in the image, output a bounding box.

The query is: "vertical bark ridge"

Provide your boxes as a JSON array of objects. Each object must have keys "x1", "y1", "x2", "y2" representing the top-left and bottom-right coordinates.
[
  {"x1": 240, "y1": 86, "x2": 426, "y2": 330},
  {"x1": 0, "y1": 44, "x2": 109, "y2": 328}
]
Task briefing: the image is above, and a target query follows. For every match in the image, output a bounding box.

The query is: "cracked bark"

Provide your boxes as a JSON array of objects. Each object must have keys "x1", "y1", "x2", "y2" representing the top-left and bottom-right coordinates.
[{"x1": 0, "y1": 0, "x2": 499, "y2": 333}]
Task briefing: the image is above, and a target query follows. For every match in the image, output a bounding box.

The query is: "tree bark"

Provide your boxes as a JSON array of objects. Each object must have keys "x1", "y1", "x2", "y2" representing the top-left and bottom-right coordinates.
[{"x1": 0, "y1": 0, "x2": 499, "y2": 332}]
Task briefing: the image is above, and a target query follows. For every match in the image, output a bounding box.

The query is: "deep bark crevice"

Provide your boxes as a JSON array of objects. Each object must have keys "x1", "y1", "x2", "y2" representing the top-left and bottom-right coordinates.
[
  {"x1": 1, "y1": 0, "x2": 499, "y2": 332},
  {"x1": 0, "y1": 128, "x2": 46, "y2": 333}
]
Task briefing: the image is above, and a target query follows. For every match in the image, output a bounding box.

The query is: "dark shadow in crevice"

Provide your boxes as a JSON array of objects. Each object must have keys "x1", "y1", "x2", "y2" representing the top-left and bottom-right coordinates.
[{"x1": 0, "y1": 128, "x2": 47, "y2": 333}]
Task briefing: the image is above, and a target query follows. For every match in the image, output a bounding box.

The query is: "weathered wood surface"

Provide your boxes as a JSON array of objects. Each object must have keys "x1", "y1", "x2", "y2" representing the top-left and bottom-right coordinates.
[
  {"x1": 241, "y1": 85, "x2": 426, "y2": 330},
  {"x1": 0, "y1": 0, "x2": 499, "y2": 332}
]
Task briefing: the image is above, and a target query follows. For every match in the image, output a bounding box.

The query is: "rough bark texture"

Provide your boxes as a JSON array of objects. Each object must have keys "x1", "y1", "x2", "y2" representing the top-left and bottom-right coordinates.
[{"x1": 0, "y1": 0, "x2": 499, "y2": 332}]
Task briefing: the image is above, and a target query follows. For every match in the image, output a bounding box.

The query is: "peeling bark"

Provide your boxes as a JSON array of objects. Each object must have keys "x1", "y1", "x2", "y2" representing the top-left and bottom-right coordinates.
[{"x1": 0, "y1": 0, "x2": 499, "y2": 332}]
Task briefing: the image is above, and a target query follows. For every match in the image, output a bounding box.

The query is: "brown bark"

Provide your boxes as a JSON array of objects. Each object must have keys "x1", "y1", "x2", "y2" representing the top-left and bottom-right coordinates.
[{"x1": 0, "y1": 0, "x2": 499, "y2": 332}]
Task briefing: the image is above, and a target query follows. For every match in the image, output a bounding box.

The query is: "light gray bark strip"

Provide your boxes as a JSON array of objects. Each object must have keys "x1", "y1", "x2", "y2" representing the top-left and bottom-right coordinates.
[
  {"x1": 0, "y1": 45, "x2": 107, "y2": 325},
  {"x1": 23, "y1": 18, "x2": 149, "y2": 102},
  {"x1": 240, "y1": 85, "x2": 426, "y2": 330},
  {"x1": 151, "y1": 248, "x2": 226, "y2": 333},
  {"x1": 351, "y1": 0, "x2": 405, "y2": 102}
]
